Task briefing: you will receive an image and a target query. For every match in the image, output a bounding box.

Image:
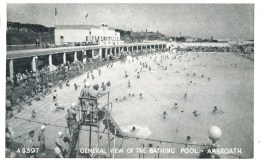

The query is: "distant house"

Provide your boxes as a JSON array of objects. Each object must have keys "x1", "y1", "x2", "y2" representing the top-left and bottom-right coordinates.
[
  {"x1": 217, "y1": 39, "x2": 230, "y2": 43},
  {"x1": 237, "y1": 40, "x2": 254, "y2": 45},
  {"x1": 228, "y1": 40, "x2": 254, "y2": 45},
  {"x1": 184, "y1": 37, "x2": 194, "y2": 42},
  {"x1": 54, "y1": 24, "x2": 122, "y2": 46}
]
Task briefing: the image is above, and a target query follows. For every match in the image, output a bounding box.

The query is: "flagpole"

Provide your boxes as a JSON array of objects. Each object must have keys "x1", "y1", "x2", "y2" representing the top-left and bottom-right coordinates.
[
  {"x1": 55, "y1": 8, "x2": 57, "y2": 27},
  {"x1": 55, "y1": 14, "x2": 57, "y2": 27}
]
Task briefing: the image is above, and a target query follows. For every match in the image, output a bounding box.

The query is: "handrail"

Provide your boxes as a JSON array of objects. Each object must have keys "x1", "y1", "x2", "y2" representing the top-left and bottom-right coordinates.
[
  {"x1": 98, "y1": 102, "x2": 113, "y2": 115},
  {"x1": 7, "y1": 42, "x2": 167, "y2": 59},
  {"x1": 78, "y1": 96, "x2": 97, "y2": 101},
  {"x1": 78, "y1": 91, "x2": 110, "y2": 100},
  {"x1": 12, "y1": 116, "x2": 249, "y2": 159}
]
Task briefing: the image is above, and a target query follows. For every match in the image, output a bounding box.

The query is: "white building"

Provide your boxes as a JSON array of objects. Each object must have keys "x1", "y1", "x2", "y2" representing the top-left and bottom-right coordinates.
[{"x1": 54, "y1": 24, "x2": 123, "y2": 46}]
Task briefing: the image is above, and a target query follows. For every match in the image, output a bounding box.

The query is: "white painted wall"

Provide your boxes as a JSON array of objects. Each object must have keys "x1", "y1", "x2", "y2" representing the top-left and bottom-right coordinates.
[
  {"x1": 55, "y1": 26, "x2": 121, "y2": 45},
  {"x1": 91, "y1": 28, "x2": 118, "y2": 41},
  {"x1": 55, "y1": 29, "x2": 90, "y2": 45},
  {"x1": 115, "y1": 32, "x2": 120, "y2": 41}
]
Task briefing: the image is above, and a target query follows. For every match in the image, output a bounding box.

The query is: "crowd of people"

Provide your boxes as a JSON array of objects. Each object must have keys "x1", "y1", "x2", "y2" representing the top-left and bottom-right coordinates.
[
  {"x1": 6, "y1": 54, "x2": 119, "y2": 119},
  {"x1": 182, "y1": 44, "x2": 254, "y2": 53},
  {"x1": 6, "y1": 43, "x2": 249, "y2": 158},
  {"x1": 5, "y1": 48, "x2": 161, "y2": 158}
]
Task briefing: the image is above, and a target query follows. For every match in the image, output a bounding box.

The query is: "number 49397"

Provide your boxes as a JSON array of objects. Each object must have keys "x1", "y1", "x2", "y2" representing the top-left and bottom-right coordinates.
[{"x1": 16, "y1": 148, "x2": 39, "y2": 154}]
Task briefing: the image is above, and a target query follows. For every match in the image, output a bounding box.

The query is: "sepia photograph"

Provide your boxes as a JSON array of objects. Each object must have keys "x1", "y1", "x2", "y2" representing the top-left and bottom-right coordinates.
[{"x1": 4, "y1": 2, "x2": 254, "y2": 159}]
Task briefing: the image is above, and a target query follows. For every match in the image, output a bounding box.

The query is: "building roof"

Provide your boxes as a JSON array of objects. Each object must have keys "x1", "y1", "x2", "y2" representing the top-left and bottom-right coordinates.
[
  {"x1": 55, "y1": 24, "x2": 115, "y2": 30},
  {"x1": 7, "y1": 42, "x2": 167, "y2": 59}
]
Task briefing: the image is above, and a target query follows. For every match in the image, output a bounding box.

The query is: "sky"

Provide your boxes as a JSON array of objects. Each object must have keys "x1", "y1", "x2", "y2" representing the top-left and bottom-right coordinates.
[{"x1": 7, "y1": 3, "x2": 254, "y2": 40}]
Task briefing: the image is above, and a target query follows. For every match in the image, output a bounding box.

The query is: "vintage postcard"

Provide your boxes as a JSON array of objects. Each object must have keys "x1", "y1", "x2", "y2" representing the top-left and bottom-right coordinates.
[{"x1": 4, "y1": 2, "x2": 256, "y2": 160}]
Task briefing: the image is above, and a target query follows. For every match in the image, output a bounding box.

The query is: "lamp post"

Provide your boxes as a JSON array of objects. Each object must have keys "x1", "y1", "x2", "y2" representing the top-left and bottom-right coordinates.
[
  {"x1": 199, "y1": 126, "x2": 221, "y2": 159},
  {"x1": 208, "y1": 126, "x2": 222, "y2": 143}
]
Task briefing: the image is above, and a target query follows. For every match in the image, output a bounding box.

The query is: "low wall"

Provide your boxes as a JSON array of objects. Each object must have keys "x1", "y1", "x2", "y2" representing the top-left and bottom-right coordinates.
[{"x1": 167, "y1": 42, "x2": 231, "y2": 49}]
